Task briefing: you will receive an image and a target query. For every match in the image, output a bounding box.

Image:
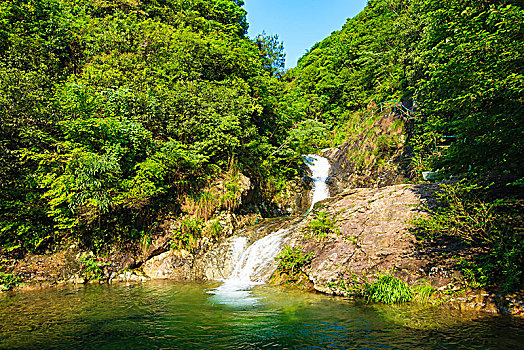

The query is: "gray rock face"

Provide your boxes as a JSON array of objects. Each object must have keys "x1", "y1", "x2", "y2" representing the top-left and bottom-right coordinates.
[
  {"x1": 287, "y1": 184, "x2": 440, "y2": 293},
  {"x1": 282, "y1": 183, "x2": 524, "y2": 316},
  {"x1": 194, "y1": 235, "x2": 246, "y2": 281},
  {"x1": 142, "y1": 250, "x2": 194, "y2": 280}
]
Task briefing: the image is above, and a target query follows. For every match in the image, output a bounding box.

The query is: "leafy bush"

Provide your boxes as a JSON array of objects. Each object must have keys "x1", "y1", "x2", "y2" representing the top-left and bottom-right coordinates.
[
  {"x1": 0, "y1": 271, "x2": 21, "y2": 291},
  {"x1": 182, "y1": 165, "x2": 245, "y2": 222},
  {"x1": 205, "y1": 220, "x2": 223, "y2": 239},
  {"x1": 275, "y1": 246, "x2": 313, "y2": 279},
  {"x1": 412, "y1": 282, "x2": 435, "y2": 304},
  {"x1": 329, "y1": 274, "x2": 436, "y2": 305},
  {"x1": 375, "y1": 134, "x2": 397, "y2": 153},
  {"x1": 413, "y1": 180, "x2": 523, "y2": 292},
  {"x1": 412, "y1": 181, "x2": 498, "y2": 243},
  {"x1": 327, "y1": 272, "x2": 370, "y2": 297},
  {"x1": 78, "y1": 255, "x2": 108, "y2": 281},
  {"x1": 287, "y1": 119, "x2": 330, "y2": 154},
  {"x1": 170, "y1": 217, "x2": 204, "y2": 251}
]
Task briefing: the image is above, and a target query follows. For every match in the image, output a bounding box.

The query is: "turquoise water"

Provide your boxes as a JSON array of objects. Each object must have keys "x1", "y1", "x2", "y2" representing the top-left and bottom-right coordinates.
[{"x1": 0, "y1": 281, "x2": 522, "y2": 349}]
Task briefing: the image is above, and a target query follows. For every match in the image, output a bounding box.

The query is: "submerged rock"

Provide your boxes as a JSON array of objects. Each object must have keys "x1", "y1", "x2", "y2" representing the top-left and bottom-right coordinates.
[{"x1": 110, "y1": 271, "x2": 149, "y2": 283}]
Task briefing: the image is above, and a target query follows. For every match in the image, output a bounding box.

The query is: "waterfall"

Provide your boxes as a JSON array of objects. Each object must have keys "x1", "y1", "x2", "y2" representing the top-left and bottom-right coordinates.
[
  {"x1": 304, "y1": 154, "x2": 331, "y2": 210},
  {"x1": 228, "y1": 227, "x2": 291, "y2": 284},
  {"x1": 209, "y1": 155, "x2": 330, "y2": 306}
]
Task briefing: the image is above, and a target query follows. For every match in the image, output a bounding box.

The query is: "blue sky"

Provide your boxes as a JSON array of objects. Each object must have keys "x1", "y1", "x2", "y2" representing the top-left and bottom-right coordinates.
[{"x1": 244, "y1": 0, "x2": 368, "y2": 69}]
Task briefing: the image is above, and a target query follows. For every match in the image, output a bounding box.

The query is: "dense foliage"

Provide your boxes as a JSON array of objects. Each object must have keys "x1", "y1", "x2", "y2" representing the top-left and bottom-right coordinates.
[
  {"x1": 303, "y1": 210, "x2": 339, "y2": 239},
  {"x1": 0, "y1": 0, "x2": 299, "y2": 255},
  {"x1": 364, "y1": 274, "x2": 413, "y2": 304},
  {"x1": 413, "y1": 181, "x2": 523, "y2": 292},
  {"x1": 1, "y1": 0, "x2": 522, "y2": 293},
  {"x1": 329, "y1": 273, "x2": 435, "y2": 304},
  {"x1": 283, "y1": 0, "x2": 523, "y2": 180},
  {"x1": 284, "y1": 0, "x2": 523, "y2": 291},
  {"x1": 274, "y1": 245, "x2": 312, "y2": 280}
]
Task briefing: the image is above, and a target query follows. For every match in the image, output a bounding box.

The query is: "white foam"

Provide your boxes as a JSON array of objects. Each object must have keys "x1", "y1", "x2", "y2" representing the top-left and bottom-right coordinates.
[
  {"x1": 209, "y1": 155, "x2": 331, "y2": 306},
  {"x1": 304, "y1": 154, "x2": 331, "y2": 210}
]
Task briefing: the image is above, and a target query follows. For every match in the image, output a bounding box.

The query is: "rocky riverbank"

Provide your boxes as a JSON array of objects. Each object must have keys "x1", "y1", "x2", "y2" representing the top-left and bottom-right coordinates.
[
  {"x1": 280, "y1": 183, "x2": 524, "y2": 316},
  {"x1": 2, "y1": 154, "x2": 522, "y2": 317},
  {"x1": 1, "y1": 168, "x2": 310, "y2": 292}
]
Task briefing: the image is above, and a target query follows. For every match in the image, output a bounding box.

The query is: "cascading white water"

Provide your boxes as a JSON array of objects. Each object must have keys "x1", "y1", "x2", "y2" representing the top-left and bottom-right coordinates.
[
  {"x1": 228, "y1": 227, "x2": 291, "y2": 284},
  {"x1": 304, "y1": 154, "x2": 331, "y2": 210},
  {"x1": 208, "y1": 228, "x2": 291, "y2": 307},
  {"x1": 209, "y1": 155, "x2": 330, "y2": 306}
]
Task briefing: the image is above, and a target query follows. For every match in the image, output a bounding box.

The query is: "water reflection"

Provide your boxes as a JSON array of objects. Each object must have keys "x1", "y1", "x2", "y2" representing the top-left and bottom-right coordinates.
[{"x1": 0, "y1": 281, "x2": 522, "y2": 350}]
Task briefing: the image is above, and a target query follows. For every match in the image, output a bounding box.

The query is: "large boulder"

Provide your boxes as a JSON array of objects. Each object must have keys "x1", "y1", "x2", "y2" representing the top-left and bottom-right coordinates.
[{"x1": 287, "y1": 183, "x2": 443, "y2": 293}]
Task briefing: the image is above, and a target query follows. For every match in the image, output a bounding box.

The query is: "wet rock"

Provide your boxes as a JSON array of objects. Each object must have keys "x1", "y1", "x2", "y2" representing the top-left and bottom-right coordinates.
[
  {"x1": 278, "y1": 182, "x2": 524, "y2": 317},
  {"x1": 110, "y1": 271, "x2": 149, "y2": 283},
  {"x1": 70, "y1": 277, "x2": 85, "y2": 284},
  {"x1": 447, "y1": 291, "x2": 510, "y2": 315},
  {"x1": 194, "y1": 236, "x2": 243, "y2": 281},
  {"x1": 284, "y1": 184, "x2": 450, "y2": 294},
  {"x1": 194, "y1": 217, "x2": 295, "y2": 281},
  {"x1": 273, "y1": 177, "x2": 312, "y2": 215},
  {"x1": 140, "y1": 234, "x2": 172, "y2": 263}
]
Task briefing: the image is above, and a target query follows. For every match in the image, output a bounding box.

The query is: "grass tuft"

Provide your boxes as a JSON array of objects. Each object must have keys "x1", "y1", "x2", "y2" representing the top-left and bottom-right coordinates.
[{"x1": 364, "y1": 274, "x2": 413, "y2": 304}]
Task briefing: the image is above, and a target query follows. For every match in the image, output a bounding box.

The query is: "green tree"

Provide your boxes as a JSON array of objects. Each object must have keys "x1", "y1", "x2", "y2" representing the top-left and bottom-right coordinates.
[
  {"x1": 415, "y1": 0, "x2": 524, "y2": 177},
  {"x1": 254, "y1": 31, "x2": 286, "y2": 76}
]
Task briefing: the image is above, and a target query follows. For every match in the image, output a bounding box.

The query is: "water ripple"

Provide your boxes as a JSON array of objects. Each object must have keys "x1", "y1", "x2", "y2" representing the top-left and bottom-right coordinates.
[{"x1": 0, "y1": 281, "x2": 522, "y2": 349}]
